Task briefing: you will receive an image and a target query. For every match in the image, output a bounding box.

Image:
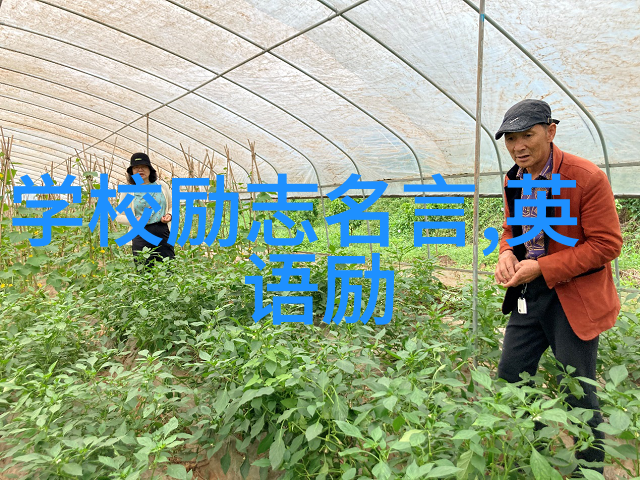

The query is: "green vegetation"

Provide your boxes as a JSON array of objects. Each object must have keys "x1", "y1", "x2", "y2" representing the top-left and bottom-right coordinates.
[{"x1": 1, "y1": 184, "x2": 639, "y2": 479}]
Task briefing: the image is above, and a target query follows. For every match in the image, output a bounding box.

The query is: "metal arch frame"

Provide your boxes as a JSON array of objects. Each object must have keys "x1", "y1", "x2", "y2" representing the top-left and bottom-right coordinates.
[
  {"x1": 0, "y1": 72, "x2": 257, "y2": 184},
  {"x1": 0, "y1": 123, "x2": 131, "y2": 177},
  {"x1": 315, "y1": 0, "x2": 506, "y2": 186},
  {"x1": 192, "y1": 91, "x2": 332, "y2": 243},
  {"x1": 0, "y1": 108, "x2": 140, "y2": 162},
  {"x1": 11, "y1": 144, "x2": 71, "y2": 165},
  {"x1": 461, "y1": 0, "x2": 611, "y2": 179},
  {"x1": 0, "y1": 109, "x2": 181, "y2": 182},
  {"x1": 1, "y1": 24, "x2": 332, "y2": 196},
  {"x1": 0, "y1": 46, "x2": 267, "y2": 182},
  {"x1": 460, "y1": 0, "x2": 620, "y2": 286},
  {"x1": 0, "y1": 26, "x2": 313, "y2": 187},
  {"x1": 0, "y1": 80, "x2": 258, "y2": 187},
  {"x1": 0, "y1": 92, "x2": 126, "y2": 143},
  {"x1": 164, "y1": 0, "x2": 429, "y2": 187},
  {"x1": 7, "y1": 129, "x2": 128, "y2": 179},
  {"x1": 1, "y1": 158, "x2": 57, "y2": 180},
  {"x1": 9, "y1": 131, "x2": 111, "y2": 167},
  {"x1": 0, "y1": 117, "x2": 137, "y2": 172},
  {"x1": 0, "y1": 26, "x2": 333, "y2": 245},
  {"x1": 33, "y1": 0, "x2": 378, "y2": 248},
  {"x1": 33, "y1": 0, "x2": 371, "y2": 178}
]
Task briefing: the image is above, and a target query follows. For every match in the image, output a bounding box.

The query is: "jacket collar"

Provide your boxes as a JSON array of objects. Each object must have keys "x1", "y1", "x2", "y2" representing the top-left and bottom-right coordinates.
[{"x1": 551, "y1": 142, "x2": 564, "y2": 175}]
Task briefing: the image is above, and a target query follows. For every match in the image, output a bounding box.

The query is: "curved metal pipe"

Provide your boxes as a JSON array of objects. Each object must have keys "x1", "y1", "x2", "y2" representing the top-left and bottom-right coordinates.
[
  {"x1": 316, "y1": 0, "x2": 505, "y2": 186},
  {"x1": 0, "y1": 47, "x2": 264, "y2": 181},
  {"x1": 33, "y1": 0, "x2": 370, "y2": 176},
  {"x1": 460, "y1": 0, "x2": 619, "y2": 286}
]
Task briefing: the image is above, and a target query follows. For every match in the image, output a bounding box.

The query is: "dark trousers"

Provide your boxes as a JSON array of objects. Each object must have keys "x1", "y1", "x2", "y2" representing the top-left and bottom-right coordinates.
[
  {"x1": 498, "y1": 276, "x2": 604, "y2": 468},
  {"x1": 131, "y1": 222, "x2": 175, "y2": 269}
]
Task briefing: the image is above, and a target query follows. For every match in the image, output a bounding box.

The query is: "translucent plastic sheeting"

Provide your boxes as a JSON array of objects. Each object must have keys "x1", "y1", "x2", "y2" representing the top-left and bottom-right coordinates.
[{"x1": 0, "y1": 0, "x2": 638, "y2": 195}]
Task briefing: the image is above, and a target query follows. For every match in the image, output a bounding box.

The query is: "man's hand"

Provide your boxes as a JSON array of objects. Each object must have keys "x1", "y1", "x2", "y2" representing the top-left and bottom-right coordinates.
[
  {"x1": 495, "y1": 250, "x2": 518, "y2": 285},
  {"x1": 503, "y1": 259, "x2": 542, "y2": 288}
]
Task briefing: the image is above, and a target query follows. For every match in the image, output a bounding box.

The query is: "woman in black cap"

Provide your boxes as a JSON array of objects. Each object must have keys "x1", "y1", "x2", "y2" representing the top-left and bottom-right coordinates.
[{"x1": 115, "y1": 152, "x2": 175, "y2": 268}]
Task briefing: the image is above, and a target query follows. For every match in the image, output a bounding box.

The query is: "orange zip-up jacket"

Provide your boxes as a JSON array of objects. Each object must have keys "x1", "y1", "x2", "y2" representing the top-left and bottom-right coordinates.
[{"x1": 499, "y1": 143, "x2": 623, "y2": 340}]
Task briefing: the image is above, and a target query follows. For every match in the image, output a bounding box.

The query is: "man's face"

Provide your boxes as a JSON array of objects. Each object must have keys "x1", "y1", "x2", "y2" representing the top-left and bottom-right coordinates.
[{"x1": 504, "y1": 123, "x2": 556, "y2": 173}]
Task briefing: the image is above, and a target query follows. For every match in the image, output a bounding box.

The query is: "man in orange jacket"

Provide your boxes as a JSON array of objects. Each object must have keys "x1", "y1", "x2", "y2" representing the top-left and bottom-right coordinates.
[{"x1": 493, "y1": 99, "x2": 622, "y2": 475}]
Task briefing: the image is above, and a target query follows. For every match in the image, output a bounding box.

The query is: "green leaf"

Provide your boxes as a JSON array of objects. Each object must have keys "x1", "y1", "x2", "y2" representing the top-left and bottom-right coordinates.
[
  {"x1": 372, "y1": 461, "x2": 392, "y2": 479},
  {"x1": 214, "y1": 389, "x2": 229, "y2": 414},
  {"x1": 269, "y1": 429, "x2": 285, "y2": 469},
  {"x1": 473, "y1": 413, "x2": 500, "y2": 428},
  {"x1": 221, "y1": 449, "x2": 231, "y2": 474},
  {"x1": 62, "y1": 463, "x2": 83, "y2": 476},
  {"x1": 530, "y1": 450, "x2": 562, "y2": 480},
  {"x1": 98, "y1": 456, "x2": 118, "y2": 469},
  {"x1": 598, "y1": 421, "x2": 622, "y2": 435},
  {"x1": 452, "y1": 430, "x2": 478, "y2": 440},
  {"x1": 199, "y1": 351, "x2": 211, "y2": 361},
  {"x1": 338, "y1": 447, "x2": 365, "y2": 456},
  {"x1": 168, "y1": 288, "x2": 180, "y2": 303},
  {"x1": 435, "y1": 378, "x2": 465, "y2": 387},
  {"x1": 252, "y1": 458, "x2": 271, "y2": 467},
  {"x1": 306, "y1": 422, "x2": 324, "y2": 443},
  {"x1": 578, "y1": 469, "x2": 605, "y2": 480},
  {"x1": 257, "y1": 431, "x2": 274, "y2": 454},
  {"x1": 251, "y1": 414, "x2": 265, "y2": 439},
  {"x1": 334, "y1": 420, "x2": 364, "y2": 439},
  {"x1": 166, "y1": 464, "x2": 187, "y2": 480},
  {"x1": 540, "y1": 408, "x2": 568, "y2": 424},
  {"x1": 456, "y1": 450, "x2": 474, "y2": 480},
  {"x1": 392, "y1": 415, "x2": 405, "y2": 432},
  {"x1": 331, "y1": 394, "x2": 349, "y2": 422},
  {"x1": 14, "y1": 453, "x2": 47, "y2": 463},
  {"x1": 609, "y1": 365, "x2": 628, "y2": 387},
  {"x1": 426, "y1": 465, "x2": 461, "y2": 478},
  {"x1": 265, "y1": 360, "x2": 277, "y2": 376},
  {"x1": 399, "y1": 429, "x2": 423, "y2": 443},
  {"x1": 342, "y1": 468, "x2": 357, "y2": 480},
  {"x1": 240, "y1": 455, "x2": 251, "y2": 479},
  {"x1": 382, "y1": 395, "x2": 398, "y2": 412},
  {"x1": 614, "y1": 443, "x2": 639, "y2": 459},
  {"x1": 163, "y1": 417, "x2": 179, "y2": 436},
  {"x1": 609, "y1": 410, "x2": 630, "y2": 431},
  {"x1": 239, "y1": 387, "x2": 274, "y2": 406},
  {"x1": 471, "y1": 369, "x2": 492, "y2": 390},
  {"x1": 335, "y1": 359, "x2": 355, "y2": 374}
]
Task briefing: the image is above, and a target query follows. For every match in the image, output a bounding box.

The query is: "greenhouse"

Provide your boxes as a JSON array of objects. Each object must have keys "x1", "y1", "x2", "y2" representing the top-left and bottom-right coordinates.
[{"x1": 1, "y1": 0, "x2": 639, "y2": 479}]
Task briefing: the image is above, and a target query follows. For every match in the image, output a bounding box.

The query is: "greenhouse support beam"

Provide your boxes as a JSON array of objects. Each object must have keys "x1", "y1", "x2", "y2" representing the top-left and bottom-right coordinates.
[
  {"x1": 34, "y1": 0, "x2": 374, "y2": 249},
  {"x1": 471, "y1": 0, "x2": 486, "y2": 368},
  {"x1": 1, "y1": 124, "x2": 129, "y2": 181},
  {"x1": 0, "y1": 47, "x2": 265, "y2": 183},
  {"x1": 167, "y1": 0, "x2": 428, "y2": 215},
  {"x1": 460, "y1": 0, "x2": 620, "y2": 288},
  {"x1": 25, "y1": 2, "x2": 366, "y2": 245},
  {"x1": 10, "y1": 135, "x2": 107, "y2": 168},
  {"x1": 10, "y1": 151, "x2": 75, "y2": 175},
  {"x1": 146, "y1": 114, "x2": 149, "y2": 155},
  {"x1": 316, "y1": 0, "x2": 506, "y2": 187},
  {"x1": 0, "y1": 157, "x2": 56, "y2": 178},
  {"x1": 35, "y1": 0, "x2": 371, "y2": 175},
  {"x1": 0, "y1": 26, "x2": 329, "y2": 245},
  {"x1": 0, "y1": 103, "x2": 207, "y2": 183}
]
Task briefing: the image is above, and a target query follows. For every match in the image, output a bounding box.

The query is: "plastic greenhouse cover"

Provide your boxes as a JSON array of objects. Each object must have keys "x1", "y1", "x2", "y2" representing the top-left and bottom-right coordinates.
[{"x1": 0, "y1": 0, "x2": 638, "y2": 195}]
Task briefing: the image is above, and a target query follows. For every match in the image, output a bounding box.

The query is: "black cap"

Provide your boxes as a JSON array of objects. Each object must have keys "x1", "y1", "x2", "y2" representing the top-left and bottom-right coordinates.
[
  {"x1": 127, "y1": 152, "x2": 156, "y2": 176},
  {"x1": 495, "y1": 99, "x2": 559, "y2": 140}
]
